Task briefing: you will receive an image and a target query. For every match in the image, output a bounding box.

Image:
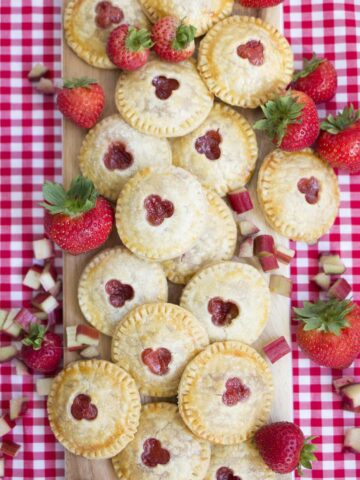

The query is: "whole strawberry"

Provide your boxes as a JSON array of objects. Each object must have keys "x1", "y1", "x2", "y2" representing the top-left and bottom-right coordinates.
[
  {"x1": 292, "y1": 54, "x2": 337, "y2": 104},
  {"x1": 254, "y1": 422, "x2": 317, "y2": 474},
  {"x1": 295, "y1": 299, "x2": 360, "y2": 369},
  {"x1": 254, "y1": 90, "x2": 320, "y2": 151},
  {"x1": 239, "y1": 0, "x2": 283, "y2": 6},
  {"x1": 152, "y1": 16, "x2": 196, "y2": 63},
  {"x1": 21, "y1": 324, "x2": 62, "y2": 374},
  {"x1": 56, "y1": 78, "x2": 105, "y2": 129},
  {"x1": 107, "y1": 24, "x2": 153, "y2": 70},
  {"x1": 41, "y1": 176, "x2": 113, "y2": 255},
  {"x1": 316, "y1": 105, "x2": 360, "y2": 173}
]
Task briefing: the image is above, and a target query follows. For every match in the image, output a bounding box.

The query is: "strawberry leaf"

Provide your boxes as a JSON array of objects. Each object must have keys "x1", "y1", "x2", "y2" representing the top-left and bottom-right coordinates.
[
  {"x1": 63, "y1": 78, "x2": 97, "y2": 89},
  {"x1": 320, "y1": 104, "x2": 360, "y2": 134},
  {"x1": 22, "y1": 323, "x2": 47, "y2": 350},
  {"x1": 125, "y1": 27, "x2": 153, "y2": 52},
  {"x1": 172, "y1": 23, "x2": 196, "y2": 50},
  {"x1": 298, "y1": 436, "x2": 318, "y2": 475},
  {"x1": 293, "y1": 53, "x2": 324, "y2": 82}
]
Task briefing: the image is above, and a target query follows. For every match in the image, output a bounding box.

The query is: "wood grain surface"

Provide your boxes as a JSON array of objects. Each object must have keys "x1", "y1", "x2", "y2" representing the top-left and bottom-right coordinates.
[{"x1": 62, "y1": 2, "x2": 293, "y2": 479}]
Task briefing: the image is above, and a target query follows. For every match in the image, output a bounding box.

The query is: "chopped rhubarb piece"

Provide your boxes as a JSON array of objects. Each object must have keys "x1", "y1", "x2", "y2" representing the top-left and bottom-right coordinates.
[
  {"x1": 23, "y1": 265, "x2": 43, "y2": 290},
  {"x1": 0, "y1": 310, "x2": 8, "y2": 330},
  {"x1": 76, "y1": 325, "x2": 100, "y2": 346},
  {"x1": 14, "y1": 359, "x2": 30, "y2": 376},
  {"x1": 253, "y1": 235, "x2": 275, "y2": 257},
  {"x1": 0, "y1": 441, "x2": 21, "y2": 458},
  {"x1": 49, "y1": 278, "x2": 62, "y2": 298},
  {"x1": 269, "y1": 274, "x2": 292, "y2": 297},
  {"x1": 0, "y1": 414, "x2": 16, "y2": 436},
  {"x1": 238, "y1": 220, "x2": 259, "y2": 237},
  {"x1": 320, "y1": 254, "x2": 346, "y2": 275},
  {"x1": 312, "y1": 272, "x2": 331, "y2": 290},
  {"x1": 32, "y1": 292, "x2": 59, "y2": 314},
  {"x1": 259, "y1": 254, "x2": 279, "y2": 272},
  {"x1": 32, "y1": 238, "x2": 53, "y2": 260},
  {"x1": 66, "y1": 326, "x2": 84, "y2": 351},
  {"x1": 328, "y1": 278, "x2": 352, "y2": 300},
  {"x1": 238, "y1": 237, "x2": 254, "y2": 258},
  {"x1": 35, "y1": 77, "x2": 57, "y2": 95},
  {"x1": 14, "y1": 308, "x2": 38, "y2": 332},
  {"x1": 0, "y1": 345, "x2": 18, "y2": 363},
  {"x1": 227, "y1": 188, "x2": 253, "y2": 214},
  {"x1": 0, "y1": 458, "x2": 4, "y2": 477},
  {"x1": 80, "y1": 346, "x2": 100, "y2": 359},
  {"x1": 263, "y1": 336, "x2": 291, "y2": 364},
  {"x1": 2, "y1": 310, "x2": 21, "y2": 338},
  {"x1": 275, "y1": 245, "x2": 296, "y2": 264},
  {"x1": 340, "y1": 383, "x2": 360, "y2": 413},
  {"x1": 10, "y1": 397, "x2": 28, "y2": 420},
  {"x1": 343, "y1": 428, "x2": 360, "y2": 453},
  {"x1": 36, "y1": 377, "x2": 55, "y2": 396},
  {"x1": 333, "y1": 376, "x2": 355, "y2": 394},
  {"x1": 27, "y1": 63, "x2": 49, "y2": 82},
  {"x1": 39, "y1": 262, "x2": 57, "y2": 292},
  {"x1": 29, "y1": 308, "x2": 48, "y2": 321}
]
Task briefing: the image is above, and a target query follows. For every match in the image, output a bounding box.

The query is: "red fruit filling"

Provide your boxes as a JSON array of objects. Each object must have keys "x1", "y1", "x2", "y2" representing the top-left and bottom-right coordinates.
[
  {"x1": 95, "y1": 1, "x2": 124, "y2": 29},
  {"x1": 297, "y1": 176, "x2": 320, "y2": 204},
  {"x1": 71, "y1": 394, "x2": 98, "y2": 421},
  {"x1": 144, "y1": 194, "x2": 174, "y2": 226},
  {"x1": 105, "y1": 279, "x2": 134, "y2": 308},
  {"x1": 208, "y1": 297, "x2": 239, "y2": 327},
  {"x1": 222, "y1": 377, "x2": 251, "y2": 406},
  {"x1": 195, "y1": 129, "x2": 222, "y2": 160},
  {"x1": 103, "y1": 142, "x2": 133, "y2": 171},
  {"x1": 216, "y1": 466, "x2": 242, "y2": 480},
  {"x1": 141, "y1": 347, "x2": 172, "y2": 375},
  {"x1": 152, "y1": 76, "x2": 180, "y2": 100},
  {"x1": 237, "y1": 40, "x2": 265, "y2": 66},
  {"x1": 141, "y1": 438, "x2": 170, "y2": 468}
]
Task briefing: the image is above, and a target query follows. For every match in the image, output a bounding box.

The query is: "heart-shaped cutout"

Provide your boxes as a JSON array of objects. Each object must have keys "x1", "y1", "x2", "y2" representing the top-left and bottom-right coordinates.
[
  {"x1": 141, "y1": 438, "x2": 170, "y2": 468},
  {"x1": 208, "y1": 297, "x2": 239, "y2": 326},
  {"x1": 144, "y1": 194, "x2": 174, "y2": 226},
  {"x1": 216, "y1": 466, "x2": 242, "y2": 480},
  {"x1": 195, "y1": 129, "x2": 222, "y2": 160},
  {"x1": 222, "y1": 377, "x2": 251, "y2": 407},
  {"x1": 71, "y1": 394, "x2": 98, "y2": 421},
  {"x1": 103, "y1": 142, "x2": 133, "y2": 171},
  {"x1": 152, "y1": 76, "x2": 180, "y2": 100},
  {"x1": 105, "y1": 279, "x2": 134, "y2": 308},
  {"x1": 95, "y1": 1, "x2": 123, "y2": 29},
  {"x1": 297, "y1": 176, "x2": 320, "y2": 204},
  {"x1": 237, "y1": 40, "x2": 264, "y2": 66},
  {"x1": 141, "y1": 347, "x2": 172, "y2": 375}
]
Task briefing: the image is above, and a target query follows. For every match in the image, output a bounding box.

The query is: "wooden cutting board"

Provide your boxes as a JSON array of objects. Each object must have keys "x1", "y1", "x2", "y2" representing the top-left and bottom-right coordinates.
[{"x1": 62, "y1": 2, "x2": 293, "y2": 479}]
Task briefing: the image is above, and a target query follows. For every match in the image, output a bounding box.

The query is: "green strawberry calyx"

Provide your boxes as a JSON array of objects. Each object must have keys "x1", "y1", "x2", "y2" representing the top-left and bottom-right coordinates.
[
  {"x1": 125, "y1": 27, "x2": 154, "y2": 52},
  {"x1": 298, "y1": 436, "x2": 318, "y2": 476},
  {"x1": 40, "y1": 176, "x2": 98, "y2": 217},
  {"x1": 254, "y1": 92, "x2": 305, "y2": 146},
  {"x1": 62, "y1": 78, "x2": 97, "y2": 89},
  {"x1": 294, "y1": 299, "x2": 354, "y2": 336},
  {"x1": 172, "y1": 23, "x2": 196, "y2": 50},
  {"x1": 293, "y1": 53, "x2": 324, "y2": 82},
  {"x1": 320, "y1": 104, "x2": 360, "y2": 134},
  {"x1": 22, "y1": 323, "x2": 47, "y2": 351}
]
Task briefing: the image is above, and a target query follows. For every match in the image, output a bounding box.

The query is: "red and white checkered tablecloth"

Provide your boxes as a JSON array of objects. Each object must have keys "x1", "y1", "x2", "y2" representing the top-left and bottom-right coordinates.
[{"x1": 0, "y1": 0, "x2": 359, "y2": 478}]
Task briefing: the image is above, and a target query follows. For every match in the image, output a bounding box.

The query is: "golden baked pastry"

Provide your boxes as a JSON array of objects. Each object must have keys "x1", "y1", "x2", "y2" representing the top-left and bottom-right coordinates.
[{"x1": 47, "y1": 360, "x2": 141, "y2": 458}]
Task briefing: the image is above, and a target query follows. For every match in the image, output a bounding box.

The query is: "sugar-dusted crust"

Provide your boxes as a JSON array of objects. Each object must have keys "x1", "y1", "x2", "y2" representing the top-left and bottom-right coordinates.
[
  {"x1": 172, "y1": 102, "x2": 258, "y2": 196},
  {"x1": 112, "y1": 402, "x2": 211, "y2": 479},
  {"x1": 205, "y1": 442, "x2": 275, "y2": 480},
  {"x1": 138, "y1": 0, "x2": 234, "y2": 37},
  {"x1": 178, "y1": 341, "x2": 273, "y2": 445},
  {"x1": 115, "y1": 58, "x2": 214, "y2": 138},
  {"x1": 78, "y1": 114, "x2": 172, "y2": 202},
  {"x1": 162, "y1": 189, "x2": 237, "y2": 284},
  {"x1": 64, "y1": 0, "x2": 150, "y2": 69},
  {"x1": 78, "y1": 247, "x2": 168, "y2": 336},
  {"x1": 180, "y1": 261, "x2": 270, "y2": 343},
  {"x1": 111, "y1": 303, "x2": 209, "y2": 397},
  {"x1": 47, "y1": 360, "x2": 141, "y2": 459},
  {"x1": 198, "y1": 15, "x2": 294, "y2": 108},
  {"x1": 257, "y1": 148, "x2": 340, "y2": 243},
  {"x1": 116, "y1": 166, "x2": 208, "y2": 261}
]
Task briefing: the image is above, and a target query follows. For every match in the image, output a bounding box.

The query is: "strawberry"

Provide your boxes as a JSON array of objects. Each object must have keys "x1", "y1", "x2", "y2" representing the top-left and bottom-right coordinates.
[
  {"x1": 107, "y1": 24, "x2": 153, "y2": 70},
  {"x1": 41, "y1": 176, "x2": 113, "y2": 256},
  {"x1": 315, "y1": 105, "x2": 360, "y2": 173},
  {"x1": 21, "y1": 324, "x2": 62, "y2": 374},
  {"x1": 152, "y1": 16, "x2": 196, "y2": 63},
  {"x1": 294, "y1": 299, "x2": 360, "y2": 369},
  {"x1": 254, "y1": 90, "x2": 320, "y2": 151},
  {"x1": 239, "y1": 0, "x2": 283, "y2": 6},
  {"x1": 254, "y1": 422, "x2": 317, "y2": 474},
  {"x1": 56, "y1": 78, "x2": 105, "y2": 129},
  {"x1": 292, "y1": 54, "x2": 337, "y2": 104}
]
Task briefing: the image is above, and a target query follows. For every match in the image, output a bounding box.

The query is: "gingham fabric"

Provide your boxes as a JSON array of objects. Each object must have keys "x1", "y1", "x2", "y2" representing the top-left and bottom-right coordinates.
[{"x1": 0, "y1": 0, "x2": 359, "y2": 478}]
